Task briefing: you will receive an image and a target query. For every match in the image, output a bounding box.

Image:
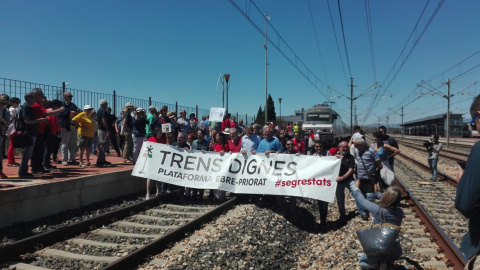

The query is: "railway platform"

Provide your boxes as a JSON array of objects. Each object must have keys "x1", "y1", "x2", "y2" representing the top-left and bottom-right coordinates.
[{"x1": 0, "y1": 153, "x2": 141, "y2": 228}]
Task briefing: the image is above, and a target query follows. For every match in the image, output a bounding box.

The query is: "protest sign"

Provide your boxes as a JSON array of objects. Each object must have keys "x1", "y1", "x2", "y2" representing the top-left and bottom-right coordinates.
[
  {"x1": 209, "y1": 107, "x2": 225, "y2": 122},
  {"x1": 132, "y1": 142, "x2": 341, "y2": 202}
]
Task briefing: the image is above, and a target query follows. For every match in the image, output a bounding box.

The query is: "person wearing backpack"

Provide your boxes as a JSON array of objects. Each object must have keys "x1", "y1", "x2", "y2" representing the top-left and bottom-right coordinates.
[{"x1": 17, "y1": 93, "x2": 47, "y2": 178}]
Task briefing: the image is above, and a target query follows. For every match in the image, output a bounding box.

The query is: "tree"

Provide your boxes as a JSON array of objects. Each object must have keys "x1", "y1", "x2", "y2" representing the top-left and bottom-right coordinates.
[
  {"x1": 266, "y1": 94, "x2": 276, "y2": 123},
  {"x1": 255, "y1": 106, "x2": 265, "y2": 126}
]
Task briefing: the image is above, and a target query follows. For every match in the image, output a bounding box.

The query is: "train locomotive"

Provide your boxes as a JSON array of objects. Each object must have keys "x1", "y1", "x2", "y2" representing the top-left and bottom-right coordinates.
[{"x1": 302, "y1": 104, "x2": 347, "y2": 147}]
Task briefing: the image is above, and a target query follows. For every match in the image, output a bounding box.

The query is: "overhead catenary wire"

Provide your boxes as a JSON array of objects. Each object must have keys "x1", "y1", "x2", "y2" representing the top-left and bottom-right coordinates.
[
  {"x1": 229, "y1": 0, "x2": 349, "y2": 116},
  {"x1": 326, "y1": 0, "x2": 349, "y2": 85},
  {"x1": 364, "y1": 0, "x2": 377, "y2": 82},
  {"x1": 361, "y1": 0, "x2": 445, "y2": 125},
  {"x1": 337, "y1": 0, "x2": 353, "y2": 79},
  {"x1": 307, "y1": 0, "x2": 329, "y2": 85}
]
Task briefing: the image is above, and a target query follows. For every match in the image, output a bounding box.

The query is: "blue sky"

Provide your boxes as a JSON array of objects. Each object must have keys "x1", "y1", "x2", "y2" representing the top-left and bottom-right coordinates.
[{"x1": 1, "y1": 0, "x2": 480, "y2": 126}]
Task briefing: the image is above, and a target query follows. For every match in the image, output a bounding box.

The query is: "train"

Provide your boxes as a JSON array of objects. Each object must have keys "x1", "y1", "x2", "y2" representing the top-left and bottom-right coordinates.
[
  {"x1": 302, "y1": 104, "x2": 348, "y2": 147},
  {"x1": 462, "y1": 122, "x2": 480, "y2": 138}
]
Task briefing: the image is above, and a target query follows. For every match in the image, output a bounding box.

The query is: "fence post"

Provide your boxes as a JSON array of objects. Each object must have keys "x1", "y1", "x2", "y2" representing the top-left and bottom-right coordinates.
[
  {"x1": 113, "y1": 90, "x2": 117, "y2": 116},
  {"x1": 196, "y1": 105, "x2": 198, "y2": 119},
  {"x1": 175, "y1": 102, "x2": 178, "y2": 118},
  {"x1": 149, "y1": 96, "x2": 151, "y2": 107},
  {"x1": 246, "y1": 114, "x2": 247, "y2": 125}
]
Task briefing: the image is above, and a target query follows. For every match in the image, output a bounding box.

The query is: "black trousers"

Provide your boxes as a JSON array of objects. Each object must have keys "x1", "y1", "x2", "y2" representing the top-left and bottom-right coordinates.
[
  {"x1": 109, "y1": 128, "x2": 121, "y2": 155},
  {"x1": 31, "y1": 133, "x2": 45, "y2": 171}
]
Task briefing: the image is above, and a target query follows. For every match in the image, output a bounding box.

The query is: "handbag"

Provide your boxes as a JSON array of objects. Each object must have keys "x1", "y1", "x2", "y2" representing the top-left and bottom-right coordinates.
[
  {"x1": 12, "y1": 131, "x2": 34, "y2": 148},
  {"x1": 356, "y1": 209, "x2": 400, "y2": 257},
  {"x1": 380, "y1": 163, "x2": 395, "y2": 186}
]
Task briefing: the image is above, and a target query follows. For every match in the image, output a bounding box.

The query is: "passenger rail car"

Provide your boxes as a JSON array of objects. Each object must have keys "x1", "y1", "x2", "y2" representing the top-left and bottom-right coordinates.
[{"x1": 302, "y1": 104, "x2": 347, "y2": 147}]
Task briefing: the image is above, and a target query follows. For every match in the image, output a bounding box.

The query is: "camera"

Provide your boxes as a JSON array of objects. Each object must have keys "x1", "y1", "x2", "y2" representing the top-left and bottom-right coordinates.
[{"x1": 423, "y1": 140, "x2": 433, "y2": 147}]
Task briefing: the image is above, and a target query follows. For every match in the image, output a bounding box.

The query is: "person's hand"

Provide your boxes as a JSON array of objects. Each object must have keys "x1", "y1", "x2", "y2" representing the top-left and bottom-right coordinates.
[
  {"x1": 374, "y1": 183, "x2": 380, "y2": 193},
  {"x1": 336, "y1": 176, "x2": 343, "y2": 182},
  {"x1": 38, "y1": 118, "x2": 47, "y2": 123},
  {"x1": 295, "y1": 153, "x2": 300, "y2": 156},
  {"x1": 241, "y1": 150, "x2": 247, "y2": 155},
  {"x1": 251, "y1": 150, "x2": 257, "y2": 155},
  {"x1": 457, "y1": 165, "x2": 464, "y2": 182}
]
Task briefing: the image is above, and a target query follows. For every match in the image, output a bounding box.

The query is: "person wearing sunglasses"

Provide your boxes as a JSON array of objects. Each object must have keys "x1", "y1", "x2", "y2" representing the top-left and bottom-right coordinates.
[{"x1": 455, "y1": 94, "x2": 480, "y2": 269}]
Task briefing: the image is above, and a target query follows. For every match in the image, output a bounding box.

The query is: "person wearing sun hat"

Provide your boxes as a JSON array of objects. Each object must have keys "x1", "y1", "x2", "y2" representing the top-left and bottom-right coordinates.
[
  {"x1": 132, "y1": 107, "x2": 148, "y2": 164},
  {"x1": 72, "y1": 105, "x2": 95, "y2": 168}
]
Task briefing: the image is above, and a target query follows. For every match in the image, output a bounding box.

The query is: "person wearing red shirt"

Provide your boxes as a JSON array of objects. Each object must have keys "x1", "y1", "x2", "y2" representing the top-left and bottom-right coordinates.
[
  {"x1": 292, "y1": 132, "x2": 305, "y2": 154},
  {"x1": 210, "y1": 132, "x2": 229, "y2": 201},
  {"x1": 30, "y1": 88, "x2": 65, "y2": 174},
  {"x1": 227, "y1": 128, "x2": 242, "y2": 153},
  {"x1": 44, "y1": 100, "x2": 63, "y2": 171},
  {"x1": 229, "y1": 115, "x2": 238, "y2": 129},
  {"x1": 145, "y1": 128, "x2": 170, "y2": 200},
  {"x1": 221, "y1": 113, "x2": 231, "y2": 132}
]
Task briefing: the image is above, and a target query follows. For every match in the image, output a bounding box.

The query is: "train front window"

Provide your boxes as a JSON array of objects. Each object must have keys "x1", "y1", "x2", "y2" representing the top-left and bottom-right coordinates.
[{"x1": 306, "y1": 113, "x2": 330, "y2": 122}]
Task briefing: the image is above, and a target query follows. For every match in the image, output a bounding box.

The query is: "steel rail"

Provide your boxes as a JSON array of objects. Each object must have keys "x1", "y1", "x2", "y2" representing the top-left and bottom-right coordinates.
[
  {"x1": 0, "y1": 194, "x2": 167, "y2": 262},
  {"x1": 394, "y1": 177, "x2": 467, "y2": 269}
]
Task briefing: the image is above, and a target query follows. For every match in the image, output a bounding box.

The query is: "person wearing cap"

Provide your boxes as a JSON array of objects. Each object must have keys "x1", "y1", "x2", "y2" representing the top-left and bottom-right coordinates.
[
  {"x1": 96, "y1": 99, "x2": 111, "y2": 167},
  {"x1": 132, "y1": 107, "x2": 148, "y2": 164},
  {"x1": 30, "y1": 88, "x2": 65, "y2": 174},
  {"x1": 72, "y1": 105, "x2": 96, "y2": 168},
  {"x1": 122, "y1": 102, "x2": 134, "y2": 163},
  {"x1": 146, "y1": 106, "x2": 156, "y2": 139},
  {"x1": 43, "y1": 100, "x2": 63, "y2": 171},
  {"x1": 58, "y1": 91, "x2": 81, "y2": 166}
]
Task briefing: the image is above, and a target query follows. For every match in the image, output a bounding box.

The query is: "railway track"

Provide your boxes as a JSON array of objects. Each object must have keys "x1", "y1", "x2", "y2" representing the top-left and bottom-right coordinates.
[
  {"x1": 0, "y1": 194, "x2": 237, "y2": 269},
  {"x1": 395, "y1": 155, "x2": 468, "y2": 269},
  {"x1": 398, "y1": 141, "x2": 469, "y2": 163}
]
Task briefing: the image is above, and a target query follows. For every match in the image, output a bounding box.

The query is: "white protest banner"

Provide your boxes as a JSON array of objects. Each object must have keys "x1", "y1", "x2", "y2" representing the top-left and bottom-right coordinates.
[
  {"x1": 209, "y1": 107, "x2": 225, "y2": 122},
  {"x1": 132, "y1": 142, "x2": 341, "y2": 203}
]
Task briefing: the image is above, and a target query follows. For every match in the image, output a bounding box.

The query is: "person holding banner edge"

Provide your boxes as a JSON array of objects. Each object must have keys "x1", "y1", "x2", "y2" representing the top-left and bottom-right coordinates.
[{"x1": 145, "y1": 128, "x2": 169, "y2": 200}]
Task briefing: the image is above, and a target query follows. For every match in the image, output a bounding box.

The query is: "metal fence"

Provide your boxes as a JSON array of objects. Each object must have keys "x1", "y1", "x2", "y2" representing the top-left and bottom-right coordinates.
[{"x1": 0, "y1": 77, "x2": 255, "y2": 124}]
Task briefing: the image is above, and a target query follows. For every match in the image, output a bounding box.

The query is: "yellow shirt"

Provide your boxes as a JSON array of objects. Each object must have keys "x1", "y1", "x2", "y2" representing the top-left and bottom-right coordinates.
[{"x1": 72, "y1": 112, "x2": 95, "y2": 138}]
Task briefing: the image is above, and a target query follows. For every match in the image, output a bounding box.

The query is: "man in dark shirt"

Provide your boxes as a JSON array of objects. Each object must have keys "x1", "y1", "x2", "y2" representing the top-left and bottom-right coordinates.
[
  {"x1": 189, "y1": 129, "x2": 210, "y2": 200},
  {"x1": 18, "y1": 93, "x2": 47, "y2": 177},
  {"x1": 334, "y1": 140, "x2": 358, "y2": 224},
  {"x1": 96, "y1": 99, "x2": 111, "y2": 167},
  {"x1": 379, "y1": 126, "x2": 398, "y2": 172},
  {"x1": 455, "y1": 93, "x2": 480, "y2": 268},
  {"x1": 106, "y1": 107, "x2": 121, "y2": 157},
  {"x1": 58, "y1": 91, "x2": 81, "y2": 165}
]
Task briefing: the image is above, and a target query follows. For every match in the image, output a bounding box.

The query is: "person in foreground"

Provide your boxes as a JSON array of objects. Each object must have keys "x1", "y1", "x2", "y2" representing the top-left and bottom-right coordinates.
[
  {"x1": 354, "y1": 180, "x2": 404, "y2": 269},
  {"x1": 455, "y1": 93, "x2": 480, "y2": 269}
]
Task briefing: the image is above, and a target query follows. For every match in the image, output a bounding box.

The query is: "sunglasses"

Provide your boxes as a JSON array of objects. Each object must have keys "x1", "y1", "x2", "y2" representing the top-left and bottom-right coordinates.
[
  {"x1": 66, "y1": 95, "x2": 73, "y2": 97},
  {"x1": 286, "y1": 143, "x2": 293, "y2": 146},
  {"x1": 470, "y1": 113, "x2": 479, "y2": 127}
]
